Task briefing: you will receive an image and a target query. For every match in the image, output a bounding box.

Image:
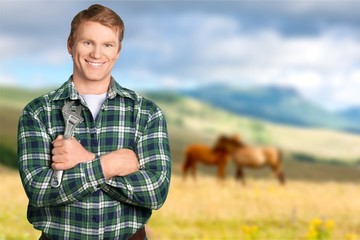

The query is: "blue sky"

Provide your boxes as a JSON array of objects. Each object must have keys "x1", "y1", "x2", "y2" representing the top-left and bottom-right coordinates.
[{"x1": 1, "y1": 1, "x2": 360, "y2": 111}]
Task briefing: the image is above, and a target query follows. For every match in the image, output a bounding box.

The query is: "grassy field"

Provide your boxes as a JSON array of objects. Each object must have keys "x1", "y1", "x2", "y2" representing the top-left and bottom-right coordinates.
[
  {"x1": 0, "y1": 166, "x2": 359, "y2": 240},
  {"x1": 148, "y1": 176, "x2": 360, "y2": 240}
]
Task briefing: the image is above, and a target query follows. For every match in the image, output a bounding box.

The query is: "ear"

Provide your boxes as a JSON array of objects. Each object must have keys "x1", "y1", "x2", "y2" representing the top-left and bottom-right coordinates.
[
  {"x1": 116, "y1": 42, "x2": 122, "y2": 58},
  {"x1": 67, "y1": 37, "x2": 73, "y2": 55}
]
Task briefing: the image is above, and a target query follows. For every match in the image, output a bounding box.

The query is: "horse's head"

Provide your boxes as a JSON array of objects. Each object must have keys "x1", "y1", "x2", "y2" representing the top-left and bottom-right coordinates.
[
  {"x1": 213, "y1": 134, "x2": 244, "y2": 154},
  {"x1": 229, "y1": 134, "x2": 244, "y2": 145}
]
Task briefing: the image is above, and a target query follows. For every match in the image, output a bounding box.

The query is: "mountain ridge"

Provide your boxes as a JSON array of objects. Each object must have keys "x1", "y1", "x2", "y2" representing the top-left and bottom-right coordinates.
[{"x1": 179, "y1": 83, "x2": 360, "y2": 134}]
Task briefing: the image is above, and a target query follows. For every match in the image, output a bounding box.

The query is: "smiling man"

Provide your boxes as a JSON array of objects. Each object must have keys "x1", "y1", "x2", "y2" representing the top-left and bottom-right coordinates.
[{"x1": 17, "y1": 4, "x2": 171, "y2": 240}]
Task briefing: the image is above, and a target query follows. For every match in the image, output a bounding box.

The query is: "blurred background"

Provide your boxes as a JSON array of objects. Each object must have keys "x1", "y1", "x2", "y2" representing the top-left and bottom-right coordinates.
[{"x1": 1, "y1": 1, "x2": 359, "y2": 239}]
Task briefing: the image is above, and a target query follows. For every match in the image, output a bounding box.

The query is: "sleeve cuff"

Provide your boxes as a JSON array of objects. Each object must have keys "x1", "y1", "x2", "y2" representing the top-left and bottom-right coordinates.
[{"x1": 83, "y1": 157, "x2": 106, "y2": 192}]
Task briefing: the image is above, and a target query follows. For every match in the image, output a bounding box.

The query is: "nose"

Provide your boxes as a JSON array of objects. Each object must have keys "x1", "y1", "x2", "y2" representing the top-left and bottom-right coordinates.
[{"x1": 90, "y1": 45, "x2": 101, "y2": 59}]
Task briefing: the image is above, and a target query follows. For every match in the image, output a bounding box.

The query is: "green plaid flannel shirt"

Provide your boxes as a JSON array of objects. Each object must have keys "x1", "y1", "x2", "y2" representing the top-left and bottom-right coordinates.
[{"x1": 17, "y1": 77, "x2": 171, "y2": 239}]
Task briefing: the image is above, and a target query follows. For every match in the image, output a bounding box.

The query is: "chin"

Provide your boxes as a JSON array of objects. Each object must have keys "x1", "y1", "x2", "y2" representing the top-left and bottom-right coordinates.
[{"x1": 85, "y1": 74, "x2": 109, "y2": 82}]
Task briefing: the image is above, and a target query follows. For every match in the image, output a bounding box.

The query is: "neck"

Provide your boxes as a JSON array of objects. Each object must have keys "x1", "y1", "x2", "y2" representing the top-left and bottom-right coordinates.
[{"x1": 72, "y1": 77, "x2": 110, "y2": 95}]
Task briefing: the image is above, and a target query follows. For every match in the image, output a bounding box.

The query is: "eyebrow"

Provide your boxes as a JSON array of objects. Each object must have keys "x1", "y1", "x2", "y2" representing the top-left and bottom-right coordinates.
[
  {"x1": 79, "y1": 37, "x2": 116, "y2": 44},
  {"x1": 78, "y1": 38, "x2": 118, "y2": 44},
  {"x1": 104, "y1": 41, "x2": 117, "y2": 45}
]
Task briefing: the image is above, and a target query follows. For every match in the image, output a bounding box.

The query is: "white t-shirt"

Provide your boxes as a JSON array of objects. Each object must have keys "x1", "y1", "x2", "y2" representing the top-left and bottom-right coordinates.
[{"x1": 81, "y1": 93, "x2": 107, "y2": 120}]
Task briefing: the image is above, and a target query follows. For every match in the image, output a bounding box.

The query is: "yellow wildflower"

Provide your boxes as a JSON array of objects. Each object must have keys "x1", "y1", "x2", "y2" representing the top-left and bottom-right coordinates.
[
  {"x1": 345, "y1": 233, "x2": 358, "y2": 240},
  {"x1": 310, "y1": 218, "x2": 322, "y2": 229},
  {"x1": 325, "y1": 219, "x2": 335, "y2": 231}
]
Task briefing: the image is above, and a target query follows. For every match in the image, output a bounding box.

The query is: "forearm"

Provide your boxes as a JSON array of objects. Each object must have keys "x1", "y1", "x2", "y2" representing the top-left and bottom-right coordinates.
[
  {"x1": 98, "y1": 148, "x2": 170, "y2": 209},
  {"x1": 101, "y1": 156, "x2": 171, "y2": 209},
  {"x1": 100, "y1": 148, "x2": 139, "y2": 180},
  {"x1": 19, "y1": 156, "x2": 106, "y2": 207}
]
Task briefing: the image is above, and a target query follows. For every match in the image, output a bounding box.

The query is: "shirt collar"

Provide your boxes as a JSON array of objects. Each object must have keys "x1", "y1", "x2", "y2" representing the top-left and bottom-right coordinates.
[
  {"x1": 108, "y1": 77, "x2": 135, "y2": 100},
  {"x1": 50, "y1": 76, "x2": 134, "y2": 102}
]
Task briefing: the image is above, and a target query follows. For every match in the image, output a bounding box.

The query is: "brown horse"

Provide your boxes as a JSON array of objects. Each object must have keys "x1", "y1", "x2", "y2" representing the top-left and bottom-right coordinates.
[
  {"x1": 231, "y1": 136, "x2": 285, "y2": 185},
  {"x1": 182, "y1": 135, "x2": 240, "y2": 180}
]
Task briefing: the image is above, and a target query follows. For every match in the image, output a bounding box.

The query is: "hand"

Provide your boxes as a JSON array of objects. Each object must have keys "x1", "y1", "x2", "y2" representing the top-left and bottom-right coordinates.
[
  {"x1": 100, "y1": 149, "x2": 140, "y2": 180},
  {"x1": 51, "y1": 135, "x2": 96, "y2": 171}
]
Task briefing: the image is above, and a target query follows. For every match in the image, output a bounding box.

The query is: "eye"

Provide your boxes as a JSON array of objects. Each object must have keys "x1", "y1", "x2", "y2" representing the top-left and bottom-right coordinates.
[
  {"x1": 84, "y1": 41, "x2": 92, "y2": 46},
  {"x1": 105, "y1": 43, "x2": 113, "y2": 48}
]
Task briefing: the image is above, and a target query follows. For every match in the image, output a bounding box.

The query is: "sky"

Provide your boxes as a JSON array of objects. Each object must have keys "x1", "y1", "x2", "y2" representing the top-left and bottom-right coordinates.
[{"x1": 1, "y1": 0, "x2": 360, "y2": 111}]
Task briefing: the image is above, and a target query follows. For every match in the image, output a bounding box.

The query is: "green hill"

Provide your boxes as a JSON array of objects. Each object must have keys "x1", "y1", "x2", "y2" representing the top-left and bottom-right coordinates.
[
  {"x1": 0, "y1": 86, "x2": 52, "y2": 109},
  {"x1": 1, "y1": 86, "x2": 360, "y2": 182}
]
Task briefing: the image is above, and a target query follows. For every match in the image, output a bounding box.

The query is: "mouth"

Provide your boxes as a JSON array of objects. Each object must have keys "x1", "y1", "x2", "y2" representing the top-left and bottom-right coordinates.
[{"x1": 85, "y1": 60, "x2": 106, "y2": 67}]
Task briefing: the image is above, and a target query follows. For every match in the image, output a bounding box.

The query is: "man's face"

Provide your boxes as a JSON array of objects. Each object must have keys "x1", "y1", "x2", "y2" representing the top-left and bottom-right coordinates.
[{"x1": 68, "y1": 21, "x2": 121, "y2": 84}]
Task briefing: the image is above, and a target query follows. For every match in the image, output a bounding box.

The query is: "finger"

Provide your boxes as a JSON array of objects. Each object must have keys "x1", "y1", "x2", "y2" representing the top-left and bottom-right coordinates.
[
  {"x1": 52, "y1": 148, "x2": 62, "y2": 156},
  {"x1": 52, "y1": 139, "x2": 64, "y2": 148},
  {"x1": 52, "y1": 135, "x2": 63, "y2": 144},
  {"x1": 52, "y1": 162, "x2": 65, "y2": 171},
  {"x1": 52, "y1": 155, "x2": 63, "y2": 163}
]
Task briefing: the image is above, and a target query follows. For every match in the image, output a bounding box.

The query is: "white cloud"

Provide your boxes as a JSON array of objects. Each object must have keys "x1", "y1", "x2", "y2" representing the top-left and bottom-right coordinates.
[
  {"x1": 0, "y1": 73, "x2": 19, "y2": 86},
  {"x1": 0, "y1": 35, "x2": 37, "y2": 59},
  {"x1": 0, "y1": 35, "x2": 68, "y2": 66},
  {"x1": 40, "y1": 49, "x2": 70, "y2": 66},
  {"x1": 330, "y1": 70, "x2": 360, "y2": 108},
  {"x1": 124, "y1": 13, "x2": 360, "y2": 110}
]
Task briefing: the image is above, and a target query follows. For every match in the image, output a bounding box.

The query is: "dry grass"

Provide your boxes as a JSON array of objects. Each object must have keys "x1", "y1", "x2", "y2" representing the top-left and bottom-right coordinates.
[
  {"x1": 1, "y1": 166, "x2": 359, "y2": 240},
  {"x1": 0, "y1": 167, "x2": 39, "y2": 240},
  {"x1": 148, "y1": 175, "x2": 360, "y2": 240}
]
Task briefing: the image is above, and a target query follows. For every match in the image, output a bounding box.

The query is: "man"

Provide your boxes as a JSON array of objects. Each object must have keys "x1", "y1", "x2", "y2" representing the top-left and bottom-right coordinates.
[{"x1": 17, "y1": 4, "x2": 171, "y2": 239}]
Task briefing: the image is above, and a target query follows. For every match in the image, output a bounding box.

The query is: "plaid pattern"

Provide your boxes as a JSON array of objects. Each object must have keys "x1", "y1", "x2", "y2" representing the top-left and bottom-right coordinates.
[{"x1": 17, "y1": 77, "x2": 171, "y2": 239}]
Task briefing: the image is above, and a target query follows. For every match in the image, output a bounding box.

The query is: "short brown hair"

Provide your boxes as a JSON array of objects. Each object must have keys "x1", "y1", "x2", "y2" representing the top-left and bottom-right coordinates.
[{"x1": 68, "y1": 4, "x2": 125, "y2": 48}]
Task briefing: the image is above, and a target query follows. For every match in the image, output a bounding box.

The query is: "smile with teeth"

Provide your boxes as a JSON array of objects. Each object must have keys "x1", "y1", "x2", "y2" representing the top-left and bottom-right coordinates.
[{"x1": 86, "y1": 60, "x2": 105, "y2": 67}]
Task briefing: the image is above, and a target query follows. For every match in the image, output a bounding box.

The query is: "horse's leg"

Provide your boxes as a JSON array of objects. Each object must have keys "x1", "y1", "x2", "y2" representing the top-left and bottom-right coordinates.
[
  {"x1": 217, "y1": 161, "x2": 227, "y2": 181},
  {"x1": 182, "y1": 157, "x2": 190, "y2": 181},
  {"x1": 276, "y1": 167, "x2": 286, "y2": 185},
  {"x1": 271, "y1": 164, "x2": 286, "y2": 185},
  {"x1": 278, "y1": 171, "x2": 286, "y2": 185},
  {"x1": 191, "y1": 161, "x2": 197, "y2": 180},
  {"x1": 276, "y1": 149, "x2": 285, "y2": 185},
  {"x1": 235, "y1": 166, "x2": 245, "y2": 186},
  {"x1": 278, "y1": 150, "x2": 286, "y2": 185}
]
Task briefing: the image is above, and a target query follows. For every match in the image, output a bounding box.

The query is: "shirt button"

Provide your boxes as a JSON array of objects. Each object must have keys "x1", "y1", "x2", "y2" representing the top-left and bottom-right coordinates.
[{"x1": 92, "y1": 216, "x2": 98, "y2": 223}]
